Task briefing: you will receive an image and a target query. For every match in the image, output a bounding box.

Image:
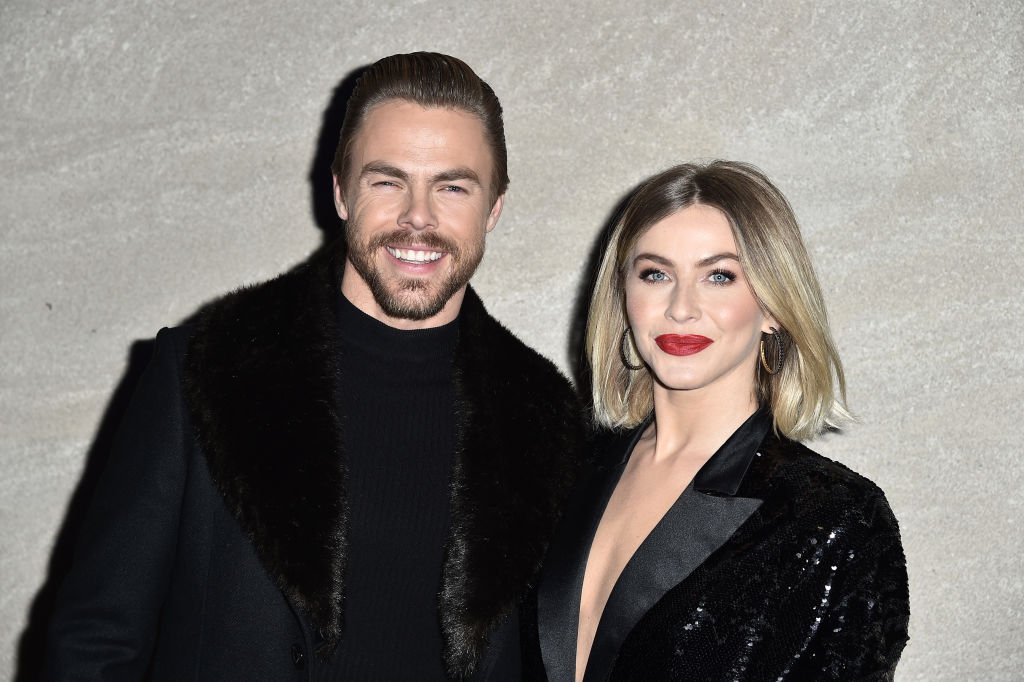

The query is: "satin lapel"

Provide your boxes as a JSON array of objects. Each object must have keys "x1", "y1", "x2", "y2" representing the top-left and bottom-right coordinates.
[
  {"x1": 582, "y1": 488, "x2": 762, "y2": 682},
  {"x1": 537, "y1": 427, "x2": 643, "y2": 682},
  {"x1": 582, "y1": 408, "x2": 772, "y2": 681}
]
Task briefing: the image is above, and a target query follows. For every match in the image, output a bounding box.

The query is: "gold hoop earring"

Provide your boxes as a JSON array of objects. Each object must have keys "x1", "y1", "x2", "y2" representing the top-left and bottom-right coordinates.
[
  {"x1": 620, "y1": 328, "x2": 644, "y2": 371},
  {"x1": 759, "y1": 327, "x2": 786, "y2": 375}
]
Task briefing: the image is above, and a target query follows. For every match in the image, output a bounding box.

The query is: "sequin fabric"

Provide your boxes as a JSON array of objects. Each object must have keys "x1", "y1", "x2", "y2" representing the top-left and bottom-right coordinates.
[{"x1": 521, "y1": 433, "x2": 910, "y2": 681}]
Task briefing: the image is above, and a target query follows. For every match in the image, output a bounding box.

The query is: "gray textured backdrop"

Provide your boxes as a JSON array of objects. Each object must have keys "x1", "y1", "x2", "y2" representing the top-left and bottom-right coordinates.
[{"x1": 2, "y1": 1, "x2": 1021, "y2": 679}]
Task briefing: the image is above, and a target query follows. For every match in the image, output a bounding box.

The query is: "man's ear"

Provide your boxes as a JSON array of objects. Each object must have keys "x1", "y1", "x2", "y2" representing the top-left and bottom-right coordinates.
[
  {"x1": 484, "y1": 193, "x2": 505, "y2": 233},
  {"x1": 332, "y1": 174, "x2": 349, "y2": 221}
]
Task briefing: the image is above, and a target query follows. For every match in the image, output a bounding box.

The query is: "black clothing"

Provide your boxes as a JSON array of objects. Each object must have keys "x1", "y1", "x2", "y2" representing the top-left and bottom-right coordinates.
[
  {"x1": 523, "y1": 409, "x2": 909, "y2": 681},
  {"x1": 321, "y1": 294, "x2": 458, "y2": 680},
  {"x1": 44, "y1": 242, "x2": 585, "y2": 680}
]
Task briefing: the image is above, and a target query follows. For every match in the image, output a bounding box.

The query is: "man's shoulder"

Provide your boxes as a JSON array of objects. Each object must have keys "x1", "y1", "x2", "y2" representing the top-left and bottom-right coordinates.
[
  {"x1": 196, "y1": 252, "x2": 330, "y2": 338},
  {"x1": 153, "y1": 325, "x2": 194, "y2": 356},
  {"x1": 457, "y1": 287, "x2": 575, "y2": 393},
  {"x1": 183, "y1": 245, "x2": 340, "y2": 369}
]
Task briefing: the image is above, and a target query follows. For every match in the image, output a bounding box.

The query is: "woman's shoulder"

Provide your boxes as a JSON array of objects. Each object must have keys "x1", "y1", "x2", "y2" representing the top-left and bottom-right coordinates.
[
  {"x1": 752, "y1": 435, "x2": 899, "y2": 532},
  {"x1": 764, "y1": 434, "x2": 884, "y2": 490}
]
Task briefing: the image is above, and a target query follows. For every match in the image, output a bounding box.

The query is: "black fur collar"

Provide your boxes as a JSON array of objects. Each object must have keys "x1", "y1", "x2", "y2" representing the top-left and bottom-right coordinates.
[{"x1": 183, "y1": 242, "x2": 583, "y2": 677}]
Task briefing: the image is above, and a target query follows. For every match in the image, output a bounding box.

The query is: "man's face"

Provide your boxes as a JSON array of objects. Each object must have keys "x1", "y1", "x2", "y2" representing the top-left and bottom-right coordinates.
[{"x1": 334, "y1": 100, "x2": 504, "y2": 329}]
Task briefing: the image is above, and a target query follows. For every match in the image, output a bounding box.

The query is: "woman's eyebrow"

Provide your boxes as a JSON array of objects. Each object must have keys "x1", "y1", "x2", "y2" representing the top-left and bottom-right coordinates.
[
  {"x1": 632, "y1": 253, "x2": 674, "y2": 267},
  {"x1": 632, "y1": 252, "x2": 740, "y2": 268},
  {"x1": 695, "y1": 252, "x2": 740, "y2": 267}
]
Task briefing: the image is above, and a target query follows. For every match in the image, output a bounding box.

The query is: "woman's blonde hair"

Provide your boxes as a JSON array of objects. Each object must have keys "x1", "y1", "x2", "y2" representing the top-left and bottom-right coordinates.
[{"x1": 587, "y1": 161, "x2": 851, "y2": 441}]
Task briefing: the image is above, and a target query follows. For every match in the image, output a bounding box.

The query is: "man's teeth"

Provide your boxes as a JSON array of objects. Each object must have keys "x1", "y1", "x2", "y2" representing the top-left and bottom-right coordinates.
[{"x1": 387, "y1": 247, "x2": 443, "y2": 263}]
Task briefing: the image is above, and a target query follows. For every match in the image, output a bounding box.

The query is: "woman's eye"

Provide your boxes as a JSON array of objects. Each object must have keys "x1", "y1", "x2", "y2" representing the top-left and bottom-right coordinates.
[
  {"x1": 640, "y1": 268, "x2": 668, "y2": 282},
  {"x1": 708, "y1": 269, "x2": 736, "y2": 285}
]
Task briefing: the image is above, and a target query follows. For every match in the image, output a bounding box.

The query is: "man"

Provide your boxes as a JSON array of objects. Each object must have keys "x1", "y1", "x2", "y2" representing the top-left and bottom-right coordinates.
[{"x1": 45, "y1": 52, "x2": 584, "y2": 680}]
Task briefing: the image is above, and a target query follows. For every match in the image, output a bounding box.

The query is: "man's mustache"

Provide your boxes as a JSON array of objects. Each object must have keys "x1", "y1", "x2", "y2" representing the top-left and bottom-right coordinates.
[{"x1": 367, "y1": 230, "x2": 461, "y2": 258}]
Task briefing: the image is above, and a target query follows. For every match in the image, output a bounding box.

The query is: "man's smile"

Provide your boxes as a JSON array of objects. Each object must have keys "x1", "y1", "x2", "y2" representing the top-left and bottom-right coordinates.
[{"x1": 385, "y1": 246, "x2": 445, "y2": 263}]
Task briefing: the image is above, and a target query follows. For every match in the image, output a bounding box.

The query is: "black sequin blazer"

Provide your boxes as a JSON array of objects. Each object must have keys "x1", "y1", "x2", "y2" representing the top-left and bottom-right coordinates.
[{"x1": 522, "y1": 409, "x2": 909, "y2": 681}]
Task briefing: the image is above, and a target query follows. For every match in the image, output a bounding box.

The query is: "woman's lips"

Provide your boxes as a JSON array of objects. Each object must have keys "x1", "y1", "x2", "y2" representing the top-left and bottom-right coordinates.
[{"x1": 655, "y1": 334, "x2": 713, "y2": 356}]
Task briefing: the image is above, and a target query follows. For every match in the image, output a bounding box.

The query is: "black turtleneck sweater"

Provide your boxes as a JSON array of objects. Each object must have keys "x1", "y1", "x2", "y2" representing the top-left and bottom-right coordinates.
[{"x1": 315, "y1": 294, "x2": 459, "y2": 680}]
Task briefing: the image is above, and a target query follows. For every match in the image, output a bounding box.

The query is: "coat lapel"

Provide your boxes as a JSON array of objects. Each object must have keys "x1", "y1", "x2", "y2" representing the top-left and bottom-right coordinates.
[
  {"x1": 539, "y1": 409, "x2": 772, "y2": 682},
  {"x1": 184, "y1": 244, "x2": 584, "y2": 676},
  {"x1": 536, "y1": 427, "x2": 640, "y2": 682},
  {"x1": 441, "y1": 287, "x2": 584, "y2": 678},
  {"x1": 583, "y1": 489, "x2": 761, "y2": 682},
  {"x1": 184, "y1": 241, "x2": 349, "y2": 648}
]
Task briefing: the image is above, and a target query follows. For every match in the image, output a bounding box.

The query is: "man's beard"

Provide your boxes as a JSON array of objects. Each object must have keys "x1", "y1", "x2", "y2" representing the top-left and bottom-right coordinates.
[{"x1": 345, "y1": 226, "x2": 485, "y2": 321}]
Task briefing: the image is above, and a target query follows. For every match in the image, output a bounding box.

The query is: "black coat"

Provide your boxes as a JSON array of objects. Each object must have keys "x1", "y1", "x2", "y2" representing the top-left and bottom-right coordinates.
[
  {"x1": 522, "y1": 409, "x2": 909, "y2": 681},
  {"x1": 45, "y1": 244, "x2": 585, "y2": 680}
]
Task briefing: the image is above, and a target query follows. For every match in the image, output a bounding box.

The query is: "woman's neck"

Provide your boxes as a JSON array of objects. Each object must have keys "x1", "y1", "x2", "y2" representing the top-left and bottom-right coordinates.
[{"x1": 646, "y1": 382, "x2": 760, "y2": 464}]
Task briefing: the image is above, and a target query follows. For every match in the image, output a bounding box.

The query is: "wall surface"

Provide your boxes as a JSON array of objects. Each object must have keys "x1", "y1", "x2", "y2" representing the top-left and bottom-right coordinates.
[{"x1": 2, "y1": 1, "x2": 1021, "y2": 679}]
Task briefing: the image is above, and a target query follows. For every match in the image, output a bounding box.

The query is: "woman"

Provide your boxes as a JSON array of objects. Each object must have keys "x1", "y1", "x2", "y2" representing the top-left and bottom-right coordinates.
[{"x1": 524, "y1": 161, "x2": 909, "y2": 680}]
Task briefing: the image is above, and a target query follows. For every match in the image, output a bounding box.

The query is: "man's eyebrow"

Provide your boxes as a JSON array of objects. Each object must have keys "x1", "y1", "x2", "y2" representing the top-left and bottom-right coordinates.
[
  {"x1": 432, "y1": 167, "x2": 481, "y2": 186},
  {"x1": 360, "y1": 162, "x2": 409, "y2": 181},
  {"x1": 358, "y1": 163, "x2": 482, "y2": 187}
]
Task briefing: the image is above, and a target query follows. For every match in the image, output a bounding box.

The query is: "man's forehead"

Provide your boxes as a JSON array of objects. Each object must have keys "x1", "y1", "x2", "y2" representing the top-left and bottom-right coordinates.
[
  {"x1": 359, "y1": 100, "x2": 484, "y2": 135},
  {"x1": 348, "y1": 101, "x2": 492, "y2": 168}
]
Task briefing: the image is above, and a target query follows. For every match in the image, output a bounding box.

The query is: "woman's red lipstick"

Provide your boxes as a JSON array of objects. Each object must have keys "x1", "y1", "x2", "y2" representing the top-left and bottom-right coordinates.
[{"x1": 655, "y1": 334, "x2": 713, "y2": 356}]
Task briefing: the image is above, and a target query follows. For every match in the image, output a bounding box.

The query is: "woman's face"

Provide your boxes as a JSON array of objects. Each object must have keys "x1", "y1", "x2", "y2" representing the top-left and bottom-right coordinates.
[{"x1": 624, "y1": 204, "x2": 774, "y2": 400}]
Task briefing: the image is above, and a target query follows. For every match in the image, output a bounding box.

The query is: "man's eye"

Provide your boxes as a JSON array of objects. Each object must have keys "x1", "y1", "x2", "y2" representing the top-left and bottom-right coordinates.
[
  {"x1": 640, "y1": 268, "x2": 668, "y2": 282},
  {"x1": 442, "y1": 185, "x2": 467, "y2": 193}
]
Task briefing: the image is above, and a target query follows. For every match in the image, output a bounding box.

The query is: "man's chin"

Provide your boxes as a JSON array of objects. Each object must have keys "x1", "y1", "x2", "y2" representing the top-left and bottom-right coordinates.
[
  {"x1": 348, "y1": 249, "x2": 479, "y2": 323},
  {"x1": 373, "y1": 283, "x2": 452, "y2": 321}
]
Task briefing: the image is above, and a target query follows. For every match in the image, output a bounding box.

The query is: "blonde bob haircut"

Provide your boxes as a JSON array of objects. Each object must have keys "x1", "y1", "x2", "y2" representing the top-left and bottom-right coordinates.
[{"x1": 587, "y1": 161, "x2": 851, "y2": 441}]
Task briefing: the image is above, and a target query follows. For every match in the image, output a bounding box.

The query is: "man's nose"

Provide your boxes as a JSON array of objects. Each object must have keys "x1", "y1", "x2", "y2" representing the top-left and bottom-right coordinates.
[{"x1": 398, "y1": 188, "x2": 437, "y2": 231}]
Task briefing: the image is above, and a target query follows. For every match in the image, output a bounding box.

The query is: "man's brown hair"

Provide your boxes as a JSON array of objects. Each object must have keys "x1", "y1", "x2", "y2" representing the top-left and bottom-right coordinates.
[{"x1": 331, "y1": 52, "x2": 509, "y2": 203}]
